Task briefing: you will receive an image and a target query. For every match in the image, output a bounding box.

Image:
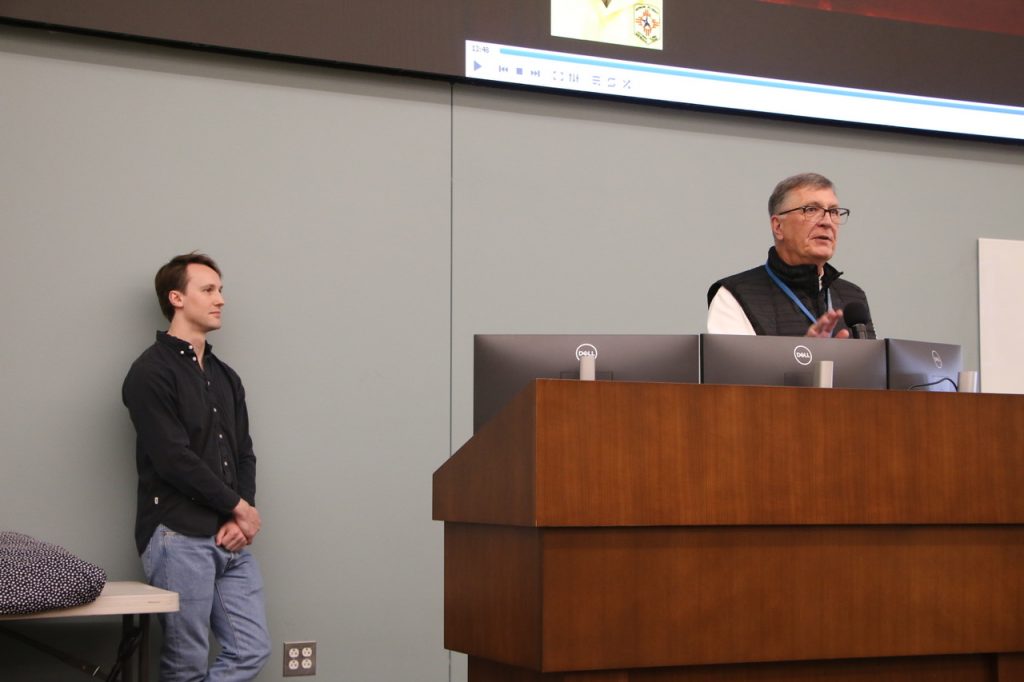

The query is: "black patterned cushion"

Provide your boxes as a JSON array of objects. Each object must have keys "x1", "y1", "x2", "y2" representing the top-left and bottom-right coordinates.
[{"x1": 0, "y1": 531, "x2": 107, "y2": 615}]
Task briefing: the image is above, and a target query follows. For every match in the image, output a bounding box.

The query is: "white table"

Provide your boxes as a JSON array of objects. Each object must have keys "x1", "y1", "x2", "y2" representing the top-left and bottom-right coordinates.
[{"x1": 0, "y1": 581, "x2": 178, "y2": 681}]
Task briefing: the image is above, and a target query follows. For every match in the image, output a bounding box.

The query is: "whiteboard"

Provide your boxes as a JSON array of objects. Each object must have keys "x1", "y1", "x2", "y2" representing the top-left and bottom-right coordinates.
[{"x1": 979, "y1": 238, "x2": 1024, "y2": 394}]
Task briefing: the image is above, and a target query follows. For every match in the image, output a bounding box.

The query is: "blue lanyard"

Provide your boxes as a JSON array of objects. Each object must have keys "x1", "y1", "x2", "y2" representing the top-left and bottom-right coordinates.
[{"x1": 764, "y1": 261, "x2": 832, "y2": 328}]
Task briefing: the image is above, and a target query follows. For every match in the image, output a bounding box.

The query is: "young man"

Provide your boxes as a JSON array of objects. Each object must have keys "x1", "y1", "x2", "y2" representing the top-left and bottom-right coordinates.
[{"x1": 123, "y1": 252, "x2": 271, "y2": 681}]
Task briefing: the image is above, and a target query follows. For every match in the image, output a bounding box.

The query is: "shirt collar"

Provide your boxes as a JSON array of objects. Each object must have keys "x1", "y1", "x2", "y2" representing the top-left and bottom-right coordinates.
[
  {"x1": 156, "y1": 331, "x2": 212, "y2": 360},
  {"x1": 767, "y1": 246, "x2": 842, "y2": 294}
]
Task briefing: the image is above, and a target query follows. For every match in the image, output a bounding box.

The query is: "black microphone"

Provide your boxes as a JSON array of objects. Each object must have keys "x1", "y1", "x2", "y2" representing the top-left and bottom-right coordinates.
[{"x1": 843, "y1": 300, "x2": 871, "y2": 339}]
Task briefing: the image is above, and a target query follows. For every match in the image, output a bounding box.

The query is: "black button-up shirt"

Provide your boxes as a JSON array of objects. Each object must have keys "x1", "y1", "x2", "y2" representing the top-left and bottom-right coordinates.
[{"x1": 123, "y1": 332, "x2": 257, "y2": 554}]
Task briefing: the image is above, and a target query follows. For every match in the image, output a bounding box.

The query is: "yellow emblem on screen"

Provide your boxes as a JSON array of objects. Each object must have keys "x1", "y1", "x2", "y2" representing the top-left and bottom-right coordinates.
[{"x1": 551, "y1": 0, "x2": 664, "y2": 50}]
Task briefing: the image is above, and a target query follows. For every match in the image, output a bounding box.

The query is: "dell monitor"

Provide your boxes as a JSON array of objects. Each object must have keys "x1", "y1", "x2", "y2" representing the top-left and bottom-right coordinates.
[
  {"x1": 700, "y1": 334, "x2": 887, "y2": 389},
  {"x1": 886, "y1": 338, "x2": 963, "y2": 392},
  {"x1": 473, "y1": 334, "x2": 700, "y2": 431}
]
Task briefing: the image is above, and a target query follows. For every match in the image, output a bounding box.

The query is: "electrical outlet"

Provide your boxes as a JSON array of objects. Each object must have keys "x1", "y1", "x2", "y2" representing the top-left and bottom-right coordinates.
[{"x1": 283, "y1": 641, "x2": 316, "y2": 677}]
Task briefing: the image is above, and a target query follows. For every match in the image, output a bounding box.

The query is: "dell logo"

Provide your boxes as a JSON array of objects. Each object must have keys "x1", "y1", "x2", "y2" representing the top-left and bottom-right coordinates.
[
  {"x1": 793, "y1": 345, "x2": 813, "y2": 366},
  {"x1": 575, "y1": 343, "x2": 598, "y2": 361},
  {"x1": 931, "y1": 350, "x2": 943, "y2": 369}
]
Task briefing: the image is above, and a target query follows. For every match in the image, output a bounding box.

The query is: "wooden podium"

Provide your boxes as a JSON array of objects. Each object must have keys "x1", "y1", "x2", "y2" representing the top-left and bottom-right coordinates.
[{"x1": 433, "y1": 379, "x2": 1024, "y2": 681}]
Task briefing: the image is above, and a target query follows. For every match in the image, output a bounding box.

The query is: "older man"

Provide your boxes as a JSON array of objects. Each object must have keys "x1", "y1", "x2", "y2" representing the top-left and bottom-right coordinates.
[{"x1": 707, "y1": 172, "x2": 875, "y2": 338}]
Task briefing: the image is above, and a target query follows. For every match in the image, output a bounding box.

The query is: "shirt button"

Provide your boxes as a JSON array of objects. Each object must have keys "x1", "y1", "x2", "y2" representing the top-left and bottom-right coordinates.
[
  {"x1": 213, "y1": 407, "x2": 218, "y2": 413},
  {"x1": 219, "y1": 434, "x2": 224, "y2": 439},
  {"x1": 192, "y1": 357, "x2": 197, "y2": 362},
  {"x1": 180, "y1": 350, "x2": 184, "y2": 355},
  {"x1": 188, "y1": 345, "x2": 193, "y2": 350},
  {"x1": 224, "y1": 461, "x2": 229, "y2": 466}
]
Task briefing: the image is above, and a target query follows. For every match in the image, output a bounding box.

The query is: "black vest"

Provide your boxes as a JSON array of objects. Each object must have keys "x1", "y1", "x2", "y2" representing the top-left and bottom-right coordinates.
[{"x1": 708, "y1": 247, "x2": 876, "y2": 338}]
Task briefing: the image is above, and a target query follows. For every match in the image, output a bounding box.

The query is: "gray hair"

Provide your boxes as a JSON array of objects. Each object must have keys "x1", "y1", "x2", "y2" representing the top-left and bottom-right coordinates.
[{"x1": 768, "y1": 173, "x2": 835, "y2": 215}]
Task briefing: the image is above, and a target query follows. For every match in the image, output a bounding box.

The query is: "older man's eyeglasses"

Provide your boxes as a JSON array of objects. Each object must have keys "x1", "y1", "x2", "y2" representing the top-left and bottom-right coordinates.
[{"x1": 776, "y1": 205, "x2": 851, "y2": 225}]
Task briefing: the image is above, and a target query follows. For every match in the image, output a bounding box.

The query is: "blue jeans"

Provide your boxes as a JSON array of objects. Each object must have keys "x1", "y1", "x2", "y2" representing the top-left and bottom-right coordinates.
[{"x1": 142, "y1": 525, "x2": 271, "y2": 682}]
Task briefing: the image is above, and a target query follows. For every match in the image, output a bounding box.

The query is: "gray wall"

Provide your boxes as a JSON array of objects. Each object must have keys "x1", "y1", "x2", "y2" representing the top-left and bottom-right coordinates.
[
  {"x1": 1, "y1": 25, "x2": 451, "y2": 681},
  {"x1": 1, "y1": 22, "x2": 1022, "y2": 681}
]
